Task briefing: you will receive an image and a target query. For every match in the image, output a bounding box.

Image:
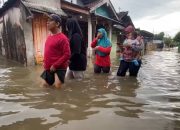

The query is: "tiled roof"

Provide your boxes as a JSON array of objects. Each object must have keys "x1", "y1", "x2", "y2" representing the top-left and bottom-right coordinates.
[
  {"x1": 117, "y1": 11, "x2": 128, "y2": 20},
  {"x1": 0, "y1": 0, "x2": 17, "y2": 17},
  {"x1": 81, "y1": 0, "x2": 100, "y2": 5},
  {"x1": 22, "y1": 1, "x2": 67, "y2": 16},
  {"x1": 84, "y1": 0, "x2": 103, "y2": 8}
]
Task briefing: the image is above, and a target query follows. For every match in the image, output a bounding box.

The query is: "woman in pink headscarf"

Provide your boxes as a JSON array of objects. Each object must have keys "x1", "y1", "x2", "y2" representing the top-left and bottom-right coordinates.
[{"x1": 117, "y1": 25, "x2": 143, "y2": 77}]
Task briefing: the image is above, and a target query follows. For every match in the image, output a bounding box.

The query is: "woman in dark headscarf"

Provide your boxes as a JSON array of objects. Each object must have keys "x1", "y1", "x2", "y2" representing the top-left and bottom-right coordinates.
[{"x1": 66, "y1": 18, "x2": 87, "y2": 79}]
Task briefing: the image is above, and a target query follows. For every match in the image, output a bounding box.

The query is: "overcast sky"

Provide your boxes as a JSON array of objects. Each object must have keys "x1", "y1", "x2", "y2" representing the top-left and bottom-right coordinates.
[{"x1": 111, "y1": 0, "x2": 180, "y2": 37}]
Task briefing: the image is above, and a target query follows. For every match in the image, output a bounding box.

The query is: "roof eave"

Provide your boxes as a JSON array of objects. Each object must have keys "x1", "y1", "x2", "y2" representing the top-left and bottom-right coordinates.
[{"x1": 22, "y1": 1, "x2": 67, "y2": 17}]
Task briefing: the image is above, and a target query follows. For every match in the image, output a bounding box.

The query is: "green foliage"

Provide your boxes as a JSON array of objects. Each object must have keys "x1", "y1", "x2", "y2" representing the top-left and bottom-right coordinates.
[
  {"x1": 164, "y1": 37, "x2": 172, "y2": 47},
  {"x1": 154, "y1": 32, "x2": 165, "y2": 40},
  {"x1": 174, "y1": 32, "x2": 180, "y2": 43},
  {"x1": 173, "y1": 31, "x2": 180, "y2": 52}
]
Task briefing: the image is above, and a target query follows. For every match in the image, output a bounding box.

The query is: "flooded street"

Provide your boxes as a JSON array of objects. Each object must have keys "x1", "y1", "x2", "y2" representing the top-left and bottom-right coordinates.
[{"x1": 0, "y1": 49, "x2": 180, "y2": 130}]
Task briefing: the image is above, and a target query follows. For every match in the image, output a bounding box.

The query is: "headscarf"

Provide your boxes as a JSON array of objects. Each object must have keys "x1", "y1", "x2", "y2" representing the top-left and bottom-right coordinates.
[
  {"x1": 66, "y1": 18, "x2": 83, "y2": 39},
  {"x1": 66, "y1": 17, "x2": 87, "y2": 57},
  {"x1": 96, "y1": 28, "x2": 111, "y2": 56},
  {"x1": 124, "y1": 25, "x2": 135, "y2": 34}
]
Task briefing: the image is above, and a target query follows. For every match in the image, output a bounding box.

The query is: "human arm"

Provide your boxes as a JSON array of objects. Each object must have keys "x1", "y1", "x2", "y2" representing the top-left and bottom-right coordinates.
[
  {"x1": 91, "y1": 38, "x2": 98, "y2": 48},
  {"x1": 132, "y1": 41, "x2": 143, "y2": 51},
  {"x1": 94, "y1": 46, "x2": 111, "y2": 54},
  {"x1": 91, "y1": 33, "x2": 102, "y2": 48}
]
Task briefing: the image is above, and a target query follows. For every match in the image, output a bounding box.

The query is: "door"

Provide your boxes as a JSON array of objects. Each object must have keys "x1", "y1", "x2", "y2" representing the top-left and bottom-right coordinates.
[{"x1": 32, "y1": 14, "x2": 48, "y2": 64}]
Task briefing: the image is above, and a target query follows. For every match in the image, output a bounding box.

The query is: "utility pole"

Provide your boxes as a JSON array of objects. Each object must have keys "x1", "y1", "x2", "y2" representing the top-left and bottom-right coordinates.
[{"x1": 118, "y1": 7, "x2": 121, "y2": 13}]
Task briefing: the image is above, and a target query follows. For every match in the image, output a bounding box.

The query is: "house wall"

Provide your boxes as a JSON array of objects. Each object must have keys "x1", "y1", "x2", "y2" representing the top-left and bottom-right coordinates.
[
  {"x1": 0, "y1": 6, "x2": 28, "y2": 65},
  {"x1": 145, "y1": 41, "x2": 156, "y2": 51},
  {"x1": 20, "y1": 4, "x2": 35, "y2": 66}
]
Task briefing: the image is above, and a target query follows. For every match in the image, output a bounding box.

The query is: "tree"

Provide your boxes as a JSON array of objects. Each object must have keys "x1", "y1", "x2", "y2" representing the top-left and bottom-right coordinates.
[
  {"x1": 164, "y1": 37, "x2": 172, "y2": 47},
  {"x1": 154, "y1": 32, "x2": 165, "y2": 40},
  {"x1": 174, "y1": 32, "x2": 180, "y2": 52},
  {"x1": 174, "y1": 32, "x2": 180, "y2": 43}
]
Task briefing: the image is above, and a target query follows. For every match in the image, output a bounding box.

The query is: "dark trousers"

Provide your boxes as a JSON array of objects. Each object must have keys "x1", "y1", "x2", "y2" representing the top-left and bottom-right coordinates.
[
  {"x1": 117, "y1": 60, "x2": 142, "y2": 77},
  {"x1": 41, "y1": 69, "x2": 66, "y2": 85},
  {"x1": 94, "y1": 64, "x2": 110, "y2": 73}
]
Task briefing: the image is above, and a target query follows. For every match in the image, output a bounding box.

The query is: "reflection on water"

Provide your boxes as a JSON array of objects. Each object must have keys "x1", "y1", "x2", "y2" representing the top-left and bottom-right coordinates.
[{"x1": 0, "y1": 50, "x2": 180, "y2": 130}]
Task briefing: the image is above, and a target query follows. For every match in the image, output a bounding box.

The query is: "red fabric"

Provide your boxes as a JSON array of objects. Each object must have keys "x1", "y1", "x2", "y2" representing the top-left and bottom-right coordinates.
[
  {"x1": 91, "y1": 38, "x2": 98, "y2": 48},
  {"x1": 122, "y1": 46, "x2": 133, "y2": 61},
  {"x1": 44, "y1": 33, "x2": 71, "y2": 70},
  {"x1": 91, "y1": 38, "x2": 111, "y2": 67}
]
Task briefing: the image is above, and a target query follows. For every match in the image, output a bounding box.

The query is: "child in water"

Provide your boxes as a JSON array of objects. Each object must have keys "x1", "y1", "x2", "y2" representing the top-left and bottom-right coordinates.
[{"x1": 120, "y1": 31, "x2": 140, "y2": 66}]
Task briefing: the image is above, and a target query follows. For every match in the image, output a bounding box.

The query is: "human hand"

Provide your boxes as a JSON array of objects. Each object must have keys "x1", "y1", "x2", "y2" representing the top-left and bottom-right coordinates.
[
  {"x1": 96, "y1": 33, "x2": 102, "y2": 39},
  {"x1": 94, "y1": 46, "x2": 99, "y2": 51},
  {"x1": 50, "y1": 65, "x2": 56, "y2": 72}
]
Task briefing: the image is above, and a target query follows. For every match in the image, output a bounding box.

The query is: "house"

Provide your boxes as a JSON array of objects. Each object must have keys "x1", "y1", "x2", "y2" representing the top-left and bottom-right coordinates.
[
  {"x1": 153, "y1": 40, "x2": 164, "y2": 50},
  {"x1": 115, "y1": 11, "x2": 134, "y2": 54},
  {"x1": 0, "y1": 0, "x2": 123, "y2": 66},
  {"x1": 0, "y1": 0, "x2": 66, "y2": 65},
  {"x1": 61, "y1": 0, "x2": 90, "y2": 50},
  {"x1": 62, "y1": 0, "x2": 122, "y2": 56},
  {"x1": 115, "y1": 11, "x2": 135, "y2": 44},
  {"x1": 138, "y1": 30, "x2": 154, "y2": 52}
]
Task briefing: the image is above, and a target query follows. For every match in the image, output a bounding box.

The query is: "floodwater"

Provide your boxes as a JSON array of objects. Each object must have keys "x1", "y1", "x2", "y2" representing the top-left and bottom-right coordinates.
[{"x1": 0, "y1": 49, "x2": 180, "y2": 130}]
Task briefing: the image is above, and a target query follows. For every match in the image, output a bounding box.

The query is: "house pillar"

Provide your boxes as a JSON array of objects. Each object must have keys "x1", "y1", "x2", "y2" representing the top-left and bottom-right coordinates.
[
  {"x1": 109, "y1": 22, "x2": 112, "y2": 42},
  {"x1": 88, "y1": 16, "x2": 92, "y2": 57}
]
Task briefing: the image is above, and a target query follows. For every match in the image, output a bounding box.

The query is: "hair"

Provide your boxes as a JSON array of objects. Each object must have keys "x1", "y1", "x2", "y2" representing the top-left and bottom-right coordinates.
[
  {"x1": 66, "y1": 17, "x2": 87, "y2": 56},
  {"x1": 66, "y1": 17, "x2": 83, "y2": 39},
  {"x1": 50, "y1": 14, "x2": 62, "y2": 28}
]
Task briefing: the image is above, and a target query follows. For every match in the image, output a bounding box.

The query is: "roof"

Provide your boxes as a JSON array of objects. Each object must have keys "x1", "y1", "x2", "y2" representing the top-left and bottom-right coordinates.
[
  {"x1": 87, "y1": 0, "x2": 119, "y2": 22},
  {"x1": 0, "y1": 0, "x2": 18, "y2": 17},
  {"x1": 117, "y1": 12, "x2": 134, "y2": 28},
  {"x1": 140, "y1": 30, "x2": 154, "y2": 38},
  {"x1": 94, "y1": 13, "x2": 122, "y2": 25},
  {"x1": 117, "y1": 11, "x2": 128, "y2": 20},
  {"x1": 22, "y1": 1, "x2": 67, "y2": 16},
  {"x1": 113, "y1": 24, "x2": 125, "y2": 30},
  {"x1": 61, "y1": 0, "x2": 89, "y2": 15},
  {"x1": 0, "y1": 0, "x2": 67, "y2": 17},
  {"x1": 153, "y1": 40, "x2": 163, "y2": 44},
  {"x1": 81, "y1": 0, "x2": 101, "y2": 5},
  {"x1": 84, "y1": 0, "x2": 103, "y2": 8}
]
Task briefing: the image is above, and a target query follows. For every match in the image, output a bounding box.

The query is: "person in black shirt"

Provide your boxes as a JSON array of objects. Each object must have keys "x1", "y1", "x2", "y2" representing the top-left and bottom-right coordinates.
[{"x1": 65, "y1": 17, "x2": 87, "y2": 79}]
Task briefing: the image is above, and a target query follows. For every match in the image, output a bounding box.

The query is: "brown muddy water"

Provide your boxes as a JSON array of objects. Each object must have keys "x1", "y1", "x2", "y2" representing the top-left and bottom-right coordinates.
[{"x1": 0, "y1": 49, "x2": 180, "y2": 130}]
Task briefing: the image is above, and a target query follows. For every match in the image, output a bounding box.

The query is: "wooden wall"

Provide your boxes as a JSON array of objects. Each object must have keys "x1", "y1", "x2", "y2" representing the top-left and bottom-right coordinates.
[{"x1": 32, "y1": 14, "x2": 48, "y2": 64}]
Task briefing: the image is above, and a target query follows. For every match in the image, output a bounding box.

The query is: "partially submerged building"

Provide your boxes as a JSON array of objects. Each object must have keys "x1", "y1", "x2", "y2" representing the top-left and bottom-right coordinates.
[{"x1": 0, "y1": 0, "x2": 130, "y2": 66}]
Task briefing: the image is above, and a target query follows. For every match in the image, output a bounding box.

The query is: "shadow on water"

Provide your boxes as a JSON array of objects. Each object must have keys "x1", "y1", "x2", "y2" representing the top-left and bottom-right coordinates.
[{"x1": 0, "y1": 49, "x2": 180, "y2": 130}]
